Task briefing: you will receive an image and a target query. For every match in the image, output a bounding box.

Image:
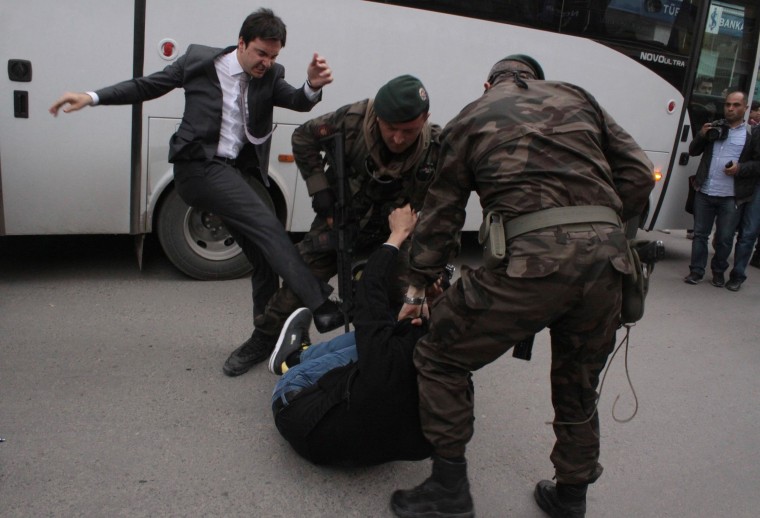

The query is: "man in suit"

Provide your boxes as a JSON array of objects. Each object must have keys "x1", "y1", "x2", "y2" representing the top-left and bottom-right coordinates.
[{"x1": 49, "y1": 8, "x2": 344, "y2": 358}]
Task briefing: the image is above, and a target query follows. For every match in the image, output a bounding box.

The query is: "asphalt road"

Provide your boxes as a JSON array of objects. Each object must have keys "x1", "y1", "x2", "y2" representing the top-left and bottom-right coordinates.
[{"x1": 1, "y1": 230, "x2": 758, "y2": 517}]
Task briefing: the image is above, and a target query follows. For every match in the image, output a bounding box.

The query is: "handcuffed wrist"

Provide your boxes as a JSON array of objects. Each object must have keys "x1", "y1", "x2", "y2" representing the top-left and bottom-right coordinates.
[{"x1": 403, "y1": 295, "x2": 426, "y2": 305}]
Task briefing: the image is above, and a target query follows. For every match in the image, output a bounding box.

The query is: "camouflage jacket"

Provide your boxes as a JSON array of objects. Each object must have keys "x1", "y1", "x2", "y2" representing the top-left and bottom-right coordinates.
[
  {"x1": 292, "y1": 99, "x2": 441, "y2": 237},
  {"x1": 408, "y1": 79, "x2": 655, "y2": 286}
]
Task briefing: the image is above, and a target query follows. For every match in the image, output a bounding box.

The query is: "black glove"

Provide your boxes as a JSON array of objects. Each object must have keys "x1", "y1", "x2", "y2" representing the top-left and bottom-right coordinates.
[{"x1": 312, "y1": 189, "x2": 336, "y2": 218}]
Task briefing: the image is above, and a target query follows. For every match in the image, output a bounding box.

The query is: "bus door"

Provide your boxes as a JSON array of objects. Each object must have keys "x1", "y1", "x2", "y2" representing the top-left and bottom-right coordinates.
[
  {"x1": 0, "y1": 1, "x2": 136, "y2": 236},
  {"x1": 650, "y1": 0, "x2": 758, "y2": 231}
]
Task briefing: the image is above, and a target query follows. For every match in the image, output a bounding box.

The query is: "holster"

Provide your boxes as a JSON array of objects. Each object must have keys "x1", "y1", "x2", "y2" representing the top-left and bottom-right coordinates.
[
  {"x1": 620, "y1": 240, "x2": 664, "y2": 325},
  {"x1": 478, "y1": 211, "x2": 507, "y2": 269},
  {"x1": 620, "y1": 241, "x2": 646, "y2": 324}
]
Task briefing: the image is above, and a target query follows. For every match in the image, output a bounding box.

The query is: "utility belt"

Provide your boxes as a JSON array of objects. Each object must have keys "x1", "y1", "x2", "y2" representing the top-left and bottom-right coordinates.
[
  {"x1": 478, "y1": 205, "x2": 663, "y2": 326},
  {"x1": 478, "y1": 205, "x2": 621, "y2": 269}
]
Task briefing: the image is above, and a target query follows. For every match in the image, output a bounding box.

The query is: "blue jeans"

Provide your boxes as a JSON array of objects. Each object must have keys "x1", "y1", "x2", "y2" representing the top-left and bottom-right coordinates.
[
  {"x1": 730, "y1": 184, "x2": 760, "y2": 282},
  {"x1": 689, "y1": 192, "x2": 741, "y2": 276},
  {"x1": 271, "y1": 331, "x2": 358, "y2": 408}
]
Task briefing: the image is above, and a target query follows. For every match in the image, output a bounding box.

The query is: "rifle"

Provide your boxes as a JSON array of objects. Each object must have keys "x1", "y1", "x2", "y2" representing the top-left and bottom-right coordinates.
[{"x1": 320, "y1": 132, "x2": 353, "y2": 331}]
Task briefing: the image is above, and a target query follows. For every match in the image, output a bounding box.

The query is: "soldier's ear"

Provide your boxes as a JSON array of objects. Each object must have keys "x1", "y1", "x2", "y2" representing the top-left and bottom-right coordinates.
[{"x1": 483, "y1": 81, "x2": 492, "y2": 91}]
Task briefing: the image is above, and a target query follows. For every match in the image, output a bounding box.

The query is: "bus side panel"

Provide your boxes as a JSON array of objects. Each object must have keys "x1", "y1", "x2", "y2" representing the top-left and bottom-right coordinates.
[{"x1": 0, "y1": 1, "x2": 135, "y2": 235}]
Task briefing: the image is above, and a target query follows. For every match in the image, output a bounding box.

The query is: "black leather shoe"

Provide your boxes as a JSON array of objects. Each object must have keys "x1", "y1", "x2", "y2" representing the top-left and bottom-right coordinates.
[
  {"x1": 683, "y1": 272, "x2": 703, "y2": 285},
  {"x1": 711, "y1": 271, "x2": 725, "y2": 288},
  {"x1": 222, "y1": 332, "x2": 276, "y2": 377},
  {"x1": 534, "y1": 480, "x2": 587, "y2": 518},
  {"x1": 312, "y1": 299, "x2": 345, "y2": 333}
]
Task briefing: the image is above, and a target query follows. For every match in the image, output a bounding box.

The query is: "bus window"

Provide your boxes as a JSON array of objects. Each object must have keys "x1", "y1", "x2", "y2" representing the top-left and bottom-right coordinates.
[
  {"x1": 578, "y1": 0, "x2": 696, "y2": 90},
  {"x1": 370, "y1": 0, "x2": 696, "y2": 90}
]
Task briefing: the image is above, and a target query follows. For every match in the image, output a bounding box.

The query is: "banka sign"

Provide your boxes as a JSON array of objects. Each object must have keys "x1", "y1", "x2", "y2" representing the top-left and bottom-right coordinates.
[{"x1": 707, "y1": 5, "x2": 745, "y2": 38}]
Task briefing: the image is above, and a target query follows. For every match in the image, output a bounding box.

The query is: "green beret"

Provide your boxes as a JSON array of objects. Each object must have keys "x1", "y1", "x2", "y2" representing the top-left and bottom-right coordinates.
[
  {"x1": 488, "y1": 54, "x2": 545, "y2": 81},
  {"x1": 374, "y1": 75, "x2": 430, "y2": 123}
]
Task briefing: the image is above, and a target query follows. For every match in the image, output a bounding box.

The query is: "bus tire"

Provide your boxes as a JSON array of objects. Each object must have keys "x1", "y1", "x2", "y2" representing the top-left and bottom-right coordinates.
[{"x1": 156, "y1": 182, "x2": 275, "y2": 280}]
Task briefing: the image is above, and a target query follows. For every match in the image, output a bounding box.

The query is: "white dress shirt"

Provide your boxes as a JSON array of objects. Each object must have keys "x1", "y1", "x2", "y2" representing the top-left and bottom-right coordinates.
[{"x1": 215, "y1": 51, "x2": 248, "y2": 159}]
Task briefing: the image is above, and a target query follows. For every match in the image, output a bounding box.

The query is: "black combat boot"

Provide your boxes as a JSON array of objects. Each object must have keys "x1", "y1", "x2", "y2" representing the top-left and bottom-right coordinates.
[
  {"x1": 534, "y1": 480, "x2": 588, "y2": 518},
  {"x1": 222, "y1": 330, "x2": 276, "y2": 377},
  {"x1": 390, "y1": 455, "x2": 474, "y2": 518}
]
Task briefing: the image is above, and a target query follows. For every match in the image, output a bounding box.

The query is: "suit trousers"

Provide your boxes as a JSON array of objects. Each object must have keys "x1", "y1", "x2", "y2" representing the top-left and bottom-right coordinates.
[{"x1": 173, "y1": 158, "x2": 331, "y2": 322}]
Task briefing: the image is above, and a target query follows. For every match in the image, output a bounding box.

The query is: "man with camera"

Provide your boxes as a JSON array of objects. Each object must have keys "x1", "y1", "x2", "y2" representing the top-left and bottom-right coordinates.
[{"x1": 684, "y1": 90, "x2": 760, "y2": 288}]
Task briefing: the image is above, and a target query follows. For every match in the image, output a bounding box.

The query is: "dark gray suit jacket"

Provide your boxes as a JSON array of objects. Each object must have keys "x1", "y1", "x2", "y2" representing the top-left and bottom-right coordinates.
[{"x1": 96, "y1": 44, "x2": 321, "y2": 183}]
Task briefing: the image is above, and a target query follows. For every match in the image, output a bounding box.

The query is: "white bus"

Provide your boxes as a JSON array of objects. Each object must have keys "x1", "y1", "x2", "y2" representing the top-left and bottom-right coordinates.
[{"x1": 2, "y1": 0, "x2": 758, "y2": 279}]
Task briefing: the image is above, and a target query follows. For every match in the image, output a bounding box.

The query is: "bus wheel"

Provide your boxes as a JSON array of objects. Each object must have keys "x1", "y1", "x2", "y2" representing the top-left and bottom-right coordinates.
[{"x1": 156, "y1": 184, "x2": 272, "y2": 280}]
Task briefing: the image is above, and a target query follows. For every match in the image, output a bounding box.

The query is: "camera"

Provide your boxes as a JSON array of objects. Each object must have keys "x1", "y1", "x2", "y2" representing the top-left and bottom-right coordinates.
[{"x1": 705, "y1": 119, "x2": 730, "y2": 141}]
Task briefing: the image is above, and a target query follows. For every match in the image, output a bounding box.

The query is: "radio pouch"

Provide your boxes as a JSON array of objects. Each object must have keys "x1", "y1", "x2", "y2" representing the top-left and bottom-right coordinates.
[
  {"x1": 620, "y1": 240, "x2": 656, "y2": 324},
  {"x1": 479, "y1": 211, "x2": 506, "y2": 269}
]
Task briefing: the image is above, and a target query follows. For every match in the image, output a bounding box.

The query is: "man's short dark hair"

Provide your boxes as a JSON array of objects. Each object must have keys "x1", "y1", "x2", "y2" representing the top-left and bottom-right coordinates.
[
  {"x1": 751, "y1": 100, "x2": 760, "y2": 111},
  {"x1": 239, "y1": 8, "x2": 287, "y2": 46},
  {"x1": 725, "y1": 89, "x2": 748, "y2": 104}
]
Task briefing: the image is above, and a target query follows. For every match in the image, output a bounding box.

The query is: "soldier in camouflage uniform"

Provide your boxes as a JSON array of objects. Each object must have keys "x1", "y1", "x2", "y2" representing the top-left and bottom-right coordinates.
[
  {"x1": 390, "y1": 56, "x2": 654, "y2": 518},
  {"x1": 223, "y1": 75, "x2": 441, "y2": 377}
]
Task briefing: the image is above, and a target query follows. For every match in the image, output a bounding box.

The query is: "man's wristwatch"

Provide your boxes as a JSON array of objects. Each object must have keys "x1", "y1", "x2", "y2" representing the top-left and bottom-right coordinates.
[{"x1": 403, "y1": 295, "x2": 426, "y2": 305}]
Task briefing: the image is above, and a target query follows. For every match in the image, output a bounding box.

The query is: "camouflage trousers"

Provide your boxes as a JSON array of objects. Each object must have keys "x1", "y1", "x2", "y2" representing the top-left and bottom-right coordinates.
[
  {"x1": 254, "y1": 216, "x2": 410, "y2": 337},
  {"x1": 414, "y1": 224, "x2": 630, "y2": 485}
]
